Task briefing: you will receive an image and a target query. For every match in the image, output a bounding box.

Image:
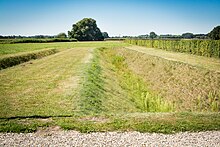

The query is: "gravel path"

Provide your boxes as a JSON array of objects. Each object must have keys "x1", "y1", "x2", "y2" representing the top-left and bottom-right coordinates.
[{"x1": 1, "y1": 131, "x2": 220, "y2": 146}]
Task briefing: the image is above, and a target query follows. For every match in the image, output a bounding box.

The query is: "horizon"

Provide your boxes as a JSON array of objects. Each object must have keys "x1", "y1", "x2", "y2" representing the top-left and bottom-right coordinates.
[{"x1": 0, "y1": 0, "x2": 220, "y2": 36}]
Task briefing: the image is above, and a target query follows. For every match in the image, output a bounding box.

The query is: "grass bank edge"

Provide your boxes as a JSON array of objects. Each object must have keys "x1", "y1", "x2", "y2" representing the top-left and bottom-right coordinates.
[
  {"x1": 0, "y1": 48, "x2": 59, "y2": 70},
  {"x1": 0, "y1": 112, "x2": 219, "y2": 133}
]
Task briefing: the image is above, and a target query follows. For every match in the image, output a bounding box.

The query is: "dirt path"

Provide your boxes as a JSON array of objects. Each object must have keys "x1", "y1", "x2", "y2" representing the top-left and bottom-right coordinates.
[{"x1": 125, "y1": 46, "x2": 220, "y2": 72}]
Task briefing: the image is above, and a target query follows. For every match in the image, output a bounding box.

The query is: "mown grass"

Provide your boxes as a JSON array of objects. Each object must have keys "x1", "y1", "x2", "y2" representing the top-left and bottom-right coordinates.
[
  {"x1": 0, "y1": 48, "x2": 91, "y2": 118},
  {"x1": 0, "y1": 38, "x2": 77, "y2": 44},
  {"x1": 0, "y1": 41, "x2": 128, "y2": 56},
  {"x1": 0, "y1": 42, "x2": 219, "y2": 133},
  {"x1": 126, "y1": 46, "x2": 220, "y2": 72},
  {"x1": 79, "y1": 49, "x2": 105, "y2": 114}
]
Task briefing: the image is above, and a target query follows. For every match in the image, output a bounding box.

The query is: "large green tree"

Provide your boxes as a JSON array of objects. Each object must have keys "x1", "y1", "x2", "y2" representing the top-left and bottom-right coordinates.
[
  {"x1": 68, "y1": 18, "x2": 104, "y2": 41},
  {"x1": 149, "y1": 32, "x2": 157, "y2": 39},
  {"x1": 208, "y1": 26, "x2": 220, "y2": 40}
]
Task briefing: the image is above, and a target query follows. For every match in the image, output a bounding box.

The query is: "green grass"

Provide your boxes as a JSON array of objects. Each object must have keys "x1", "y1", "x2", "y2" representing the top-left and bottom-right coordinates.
[
  {"x1": 1, "y1": 113, "x2": 219, "y2": 133},
  {"x1": 0, "y1": 38, "x2": 77, "y2": 44},
  {"x1": 100, "y1": 48, "x2": 173, "y2": 112},
  {"x1": 117, "y1": 47, "x2": 220, "y2": 112},
  {"x1": 0, "y1": 48, "x2": 91, "y2": 118},
  {"x1": 0, "y1": 49, "x2": 58, "y2": 70},
  {"x1": 0, "y1": 41, "x2": 128, "y2": 56},
  {"x1": 79, "y1": 48, "x2": 105, "y2": 114},
  {"x1": 0, "y1": 42, "x2": 219, "y2": 133}
]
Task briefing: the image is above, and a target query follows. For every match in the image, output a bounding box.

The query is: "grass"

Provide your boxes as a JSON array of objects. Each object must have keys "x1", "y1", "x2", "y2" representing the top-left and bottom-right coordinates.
[
  {"x1": 1, "y1": 113, "x2": 219, "y2": 133},
  {"x1": 0, "y1": 48, "x2": 91, "y2": 118},
  {"x1": 125, "y1": 46, "x2": 220, "y2": 72},
  {"x1": 79, "y1": 48, "x2": 105, "y2": 114},
  {"x1": 0, "y1": 42, "x2": 219, "y2": 133},
  {"x1": 100, "y1": 48, "x2": 173, "y2": 112},
  {"x1": 0, "y1": 38, "x2": 77, "y2": 44},
  {"x1": 117, "y1": 47, "x2": 220, "y2": 112},
  {"x1": 0, "y1": 41, "x2": 128, "y2": 56},
  {"x1": 0, "y1": 49, "x2": 58, "y2": 70}
]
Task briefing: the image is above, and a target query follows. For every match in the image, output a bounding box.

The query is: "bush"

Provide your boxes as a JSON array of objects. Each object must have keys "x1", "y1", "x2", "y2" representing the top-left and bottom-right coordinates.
[
  {"x1": 104, "y1": 38, "x2": 125, "y2": 41},
  {"x1": 0, "y1": 49, "x2": 58, "y2": 70},
  {"x1": 125, "y1": 39, "x2": 220, "y2": 58}
]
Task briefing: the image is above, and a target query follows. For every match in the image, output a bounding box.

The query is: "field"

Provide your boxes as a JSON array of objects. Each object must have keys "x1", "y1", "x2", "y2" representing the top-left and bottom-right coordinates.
[{"x1": 0, "y1": 41, "x2": 220, "y2": 133}]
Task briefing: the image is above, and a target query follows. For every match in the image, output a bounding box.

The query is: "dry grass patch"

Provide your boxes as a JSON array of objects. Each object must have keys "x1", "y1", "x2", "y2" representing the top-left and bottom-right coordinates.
[{"x1": 117, "y1": 47, "x2": 220, "y2": 112}]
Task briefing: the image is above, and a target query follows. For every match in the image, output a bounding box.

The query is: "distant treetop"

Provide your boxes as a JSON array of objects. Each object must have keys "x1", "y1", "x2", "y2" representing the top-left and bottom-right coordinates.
[
  {"x1": 56, "y1": 33, "x2": 67, "y2": 38},
  {"x1": 182, "y1": 33, "x2": 194, "y2": 39},
  {"x1": 68, "y1": 18, "x2": 104, "y2": 41},
  {"x1": 208, "y1": 26, "x2": 220, "y2": 40},
  {"x1": 149, "y1": 32, "x2": 157, "y2": 39},
  {"x1": 102, "y1": 32, "x2": 109, "y2": 39}
]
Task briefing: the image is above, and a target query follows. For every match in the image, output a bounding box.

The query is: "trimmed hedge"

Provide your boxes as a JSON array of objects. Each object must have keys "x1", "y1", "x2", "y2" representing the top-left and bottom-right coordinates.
[
  {"x1": 104, "y1": 38, "x2": 126, "y2": 41},
  {"x1": 125, "y1": 39, "x2": 220, "y2": 58},
  {"x1": 0, "y1": 49, "x2": 58, "y2": 70}
]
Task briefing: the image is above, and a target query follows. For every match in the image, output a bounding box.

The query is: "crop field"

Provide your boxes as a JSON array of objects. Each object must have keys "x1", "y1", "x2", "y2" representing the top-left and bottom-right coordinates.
[{"x1": 0, "y1": 41, "x2": 220, "y2": 133}]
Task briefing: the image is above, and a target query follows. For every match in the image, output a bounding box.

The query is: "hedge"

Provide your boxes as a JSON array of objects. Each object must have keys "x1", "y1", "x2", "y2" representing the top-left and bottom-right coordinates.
[
  {"x1": 125, "y1": 39, "x2": 220, "y2": 58},
  {"x1": 0, "y1": 49, "x2": 58, "y2": 70}
]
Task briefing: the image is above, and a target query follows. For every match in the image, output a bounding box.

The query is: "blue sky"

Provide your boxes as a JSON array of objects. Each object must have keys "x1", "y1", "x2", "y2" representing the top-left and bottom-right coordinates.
[{"x1": 0, "y1": 0, "x2": 220, "y2": 36}]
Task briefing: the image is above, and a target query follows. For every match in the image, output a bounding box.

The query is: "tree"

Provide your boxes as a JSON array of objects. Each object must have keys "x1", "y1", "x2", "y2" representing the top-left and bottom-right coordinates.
[
  {"x1": 102, "y1": 32, "x2": 109, "y2": 39},
  {"x1": 149, "y1": 32, "x2": 157, "y2": 39},
  {"x1": 182, "y1": 33, "x2": 194, "y2": 39},
  {"x1": 68, "y1": 18, "x2": 104, "y2": 41},
  {"x1": 208, "y1": 26, "x2": 220, "y2": 40},
  {"x1": 56, "y1": 33, "x2": 67, "y2": 38}
]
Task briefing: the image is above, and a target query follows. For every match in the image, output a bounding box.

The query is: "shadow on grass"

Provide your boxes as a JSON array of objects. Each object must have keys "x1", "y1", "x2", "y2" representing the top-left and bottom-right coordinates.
[{"x1": 0, "y1": 115, "x2": 74, "y2": 120}]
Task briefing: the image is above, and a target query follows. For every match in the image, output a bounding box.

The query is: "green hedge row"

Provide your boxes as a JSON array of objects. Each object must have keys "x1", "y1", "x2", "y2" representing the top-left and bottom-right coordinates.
[
  {"x1": 0, "y1": 49, "x2": 58, "y2": 70},
  {"x1": 125, "y1": 39, "x2": 220, "y2": 58},
  {"x1": 104, "y1": 38, "x2": 126, "y2": 41},
  {"x1": 0, "y1": 38, "x2": 77, "y2": 44}
]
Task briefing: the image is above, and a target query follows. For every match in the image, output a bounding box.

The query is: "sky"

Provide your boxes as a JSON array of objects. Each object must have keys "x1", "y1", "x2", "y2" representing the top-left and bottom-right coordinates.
[{"x1": 0, "y1": 0, "x2": 220, "y2": 36}]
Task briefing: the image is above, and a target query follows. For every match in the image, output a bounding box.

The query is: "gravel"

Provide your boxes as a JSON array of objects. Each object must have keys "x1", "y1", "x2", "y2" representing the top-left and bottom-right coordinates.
[{"x1": 0, "y1": 130, "x2": 220, "y2": 146}]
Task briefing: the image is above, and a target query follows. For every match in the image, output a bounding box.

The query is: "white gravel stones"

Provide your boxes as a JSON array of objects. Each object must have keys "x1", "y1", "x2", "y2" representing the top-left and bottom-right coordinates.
[{"x1": 0, "y1": 131, "x2": 220, "y2": 146}]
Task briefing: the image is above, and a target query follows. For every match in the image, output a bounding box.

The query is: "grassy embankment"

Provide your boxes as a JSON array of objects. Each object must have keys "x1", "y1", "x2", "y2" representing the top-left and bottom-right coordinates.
[{"x1": 0, "y1": 42, "x2": 219, "y2": 133}]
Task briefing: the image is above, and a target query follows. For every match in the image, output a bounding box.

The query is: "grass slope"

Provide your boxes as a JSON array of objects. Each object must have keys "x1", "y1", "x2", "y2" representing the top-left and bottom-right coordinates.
[
  {"x1": 0, "y1": 49, "x2": 58, "y2": 70},
  {"x1": 100, "y1": 48, "x2": 173, "y2": 112},
  {"x1": 126, "y1": 46, "x2": 220, "y2": 72},
  {"x1": 0, "y1": 42, "x2": 219, "y2": 133},
  {"x1": 117, "y1": 47, "x2": 220, "y2": 112}
]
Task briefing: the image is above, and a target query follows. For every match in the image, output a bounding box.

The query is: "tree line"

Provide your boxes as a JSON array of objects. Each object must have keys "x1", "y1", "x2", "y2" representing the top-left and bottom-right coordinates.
[{"x1": 1, "y1": 18, "x2": 219, "y2": 40}]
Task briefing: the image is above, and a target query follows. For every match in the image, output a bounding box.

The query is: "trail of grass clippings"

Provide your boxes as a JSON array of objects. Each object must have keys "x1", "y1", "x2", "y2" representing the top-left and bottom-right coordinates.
[{"x1": 79, "y1": 48, "x2": 105, "y2": 114}]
